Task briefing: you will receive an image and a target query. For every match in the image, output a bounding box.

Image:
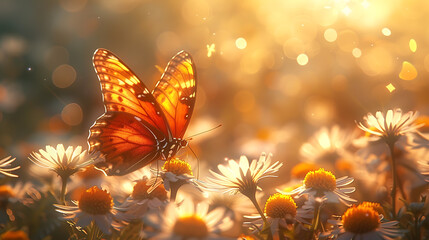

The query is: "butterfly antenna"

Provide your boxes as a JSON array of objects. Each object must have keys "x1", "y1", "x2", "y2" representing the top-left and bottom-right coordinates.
[
  {"x1": 186, "y1": 124, "x2": 222, "y2": 140},
  {"x1": 188, "y1": 144, "x2": 200, "y2": 180}
]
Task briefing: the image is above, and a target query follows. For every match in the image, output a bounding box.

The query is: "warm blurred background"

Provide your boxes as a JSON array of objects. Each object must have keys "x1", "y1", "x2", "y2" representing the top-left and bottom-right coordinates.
[{"x1": 0, "y1": 0, "x2": 429, "y2": 181}]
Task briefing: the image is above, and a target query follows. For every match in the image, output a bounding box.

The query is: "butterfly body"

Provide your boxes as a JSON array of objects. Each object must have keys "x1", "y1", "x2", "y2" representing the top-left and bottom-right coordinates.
[{"x1": 88, "y1": 49, "x2": 196, "y2": 176}]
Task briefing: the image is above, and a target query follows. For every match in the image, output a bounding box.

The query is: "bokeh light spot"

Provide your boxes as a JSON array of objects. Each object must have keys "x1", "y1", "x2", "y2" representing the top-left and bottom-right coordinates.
[
  {"x1": 342, "y1": 6, "x2": 352, "y2": 16},
  {"x1": 52, "y1": 64, "x2": 76, "y2": 88},
  {"x1": 352, "y1": 48, "x2": 362, "y2": 58},
  {"x1": 297, "y1": 54, "x2": 309, "y2": 66},
  {"x1": 235, "y1": 38, "x2": 247, "y2": 50},
  {"x1": 61, "y1": 103, "x2": 83, "y2": 126},
  {"x1": 399, "y1": 61, "x2": 418, "y2": 80},
  {"x1": 381, "y1": 28, "x2": 391, "y2": 36},
  {"x1": 324, "y1": 28, "x2": 337, "y2": 43},
  {"x1": 409, "y1": 39, "x2": 417, "y2": 52}
]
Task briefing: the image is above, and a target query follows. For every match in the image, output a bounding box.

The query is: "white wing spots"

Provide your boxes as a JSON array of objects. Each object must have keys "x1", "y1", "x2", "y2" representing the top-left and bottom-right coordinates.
[
  {"x1": 143, "y1": 89, "x2": 149, "y2": 94},
  {"x1": 134, "y1": 116, "x2": 142, "y2": 122}
]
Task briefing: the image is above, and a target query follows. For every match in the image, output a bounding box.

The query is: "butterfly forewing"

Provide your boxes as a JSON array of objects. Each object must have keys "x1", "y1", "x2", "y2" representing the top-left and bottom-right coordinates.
[
  {"x1": 92, "y1": 49, "x2": 169, "y2": 137},
  {"x1": 153, "y1": 51, "x2": 197, "y2": 139}
]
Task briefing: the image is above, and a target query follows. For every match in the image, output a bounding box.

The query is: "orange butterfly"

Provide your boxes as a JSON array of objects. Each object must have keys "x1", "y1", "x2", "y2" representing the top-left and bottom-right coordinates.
[{"x1": 88, "y1": 49, "x2": 197, "y2": 176}]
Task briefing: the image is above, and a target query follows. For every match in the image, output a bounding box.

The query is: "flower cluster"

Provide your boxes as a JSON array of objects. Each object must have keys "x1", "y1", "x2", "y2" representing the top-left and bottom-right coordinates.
[{"x1": 0, "y1": 86, "x2": 427, "y2": 240}]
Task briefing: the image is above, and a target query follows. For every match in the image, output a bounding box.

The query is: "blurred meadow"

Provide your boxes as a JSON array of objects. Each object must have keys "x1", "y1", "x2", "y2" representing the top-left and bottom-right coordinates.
[{"x1": 1, "y1": 0, "x2": 429, "y2": 239}]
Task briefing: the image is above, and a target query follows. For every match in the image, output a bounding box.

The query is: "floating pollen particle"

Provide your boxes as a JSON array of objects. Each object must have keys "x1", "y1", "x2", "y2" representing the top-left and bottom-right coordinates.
[
  {"x1": 207, "y1": 43, "x2": 215, "y2": 57},
  {"x1": 399, "y1": 61, "x2": 418, "y2": 80},
  {"x1": 409, "y1": 39, "x2": 417, "y2": 53},
  {"x1": 386, "y1": 83, "x2": 395, "y2": 93}
]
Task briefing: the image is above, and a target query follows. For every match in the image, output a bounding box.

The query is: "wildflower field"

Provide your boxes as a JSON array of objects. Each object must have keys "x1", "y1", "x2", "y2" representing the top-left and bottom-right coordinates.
[{"x1": 1, "y1": 0, "x2": 429, "y2": 239}]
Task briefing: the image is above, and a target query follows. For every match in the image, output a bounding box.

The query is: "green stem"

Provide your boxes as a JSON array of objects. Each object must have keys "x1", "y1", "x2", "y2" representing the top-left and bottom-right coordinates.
[{"x1": 387, "y1": 142, "x2": 397, "y2": 218}]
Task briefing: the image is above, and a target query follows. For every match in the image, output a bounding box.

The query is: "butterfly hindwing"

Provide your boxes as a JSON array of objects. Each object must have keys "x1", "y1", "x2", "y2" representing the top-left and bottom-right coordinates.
[
  {"x1": 89, "y1": 112, "x2": 163, "y2": 175},
  {"x1": 153, "y1": 51, "x2": 197, "y2": 139},
  {"x1": 92, "y1": 48, "x2": 170, "y2": 137}
]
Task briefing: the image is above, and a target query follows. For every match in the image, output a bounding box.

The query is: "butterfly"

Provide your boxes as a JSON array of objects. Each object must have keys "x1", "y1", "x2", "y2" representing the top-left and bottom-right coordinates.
[{"x1": 88, "y1": 49, "x2": 197, "y2": 176}]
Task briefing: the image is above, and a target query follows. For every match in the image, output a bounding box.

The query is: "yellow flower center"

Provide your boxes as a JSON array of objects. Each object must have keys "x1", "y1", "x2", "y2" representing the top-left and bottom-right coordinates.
[
  {"x1": 78, "y1": 186, "x2": 113, "y2": 215},
  {"x1": 291, "y1": 162, "x2": 319, "y2": 179},
  {"x1": 173, "y1": 215, "x2": 208, "y2": 238},
  {"x1": 0, "y1": 230, "x2": 30, "y2": 240},
  {"x1": 77, "y1": 165, "x2": 105, "y2": 180},
  {"x1": 303, "y1": 168, "x2": 336, "y2": 191},
  {"x1": 342, "y1": 205, "x2": 380, "y2": 234},
  {"x1": 358, "y1": 202, "x2": 385, "y2": 216},
  {"x1": 131, "y1": 179, "x2": 167, "y2": 201},
  {"x1": 264, "y1": 193, "x2": 297, "y2": 218},
  {"x1": 0, "y1": 185, "x2": 14, "y2": 199},
  {"x1": 162, "y1": 158, "x2": 193, "y2": 176}
]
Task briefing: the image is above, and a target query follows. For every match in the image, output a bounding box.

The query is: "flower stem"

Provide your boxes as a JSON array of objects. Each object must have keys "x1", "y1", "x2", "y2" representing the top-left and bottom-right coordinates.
[
  {"x1": 247, "y1": 193, "x2": 267, "y2": 224},
  {"x1": 311, "y1": 200, "x2": 322, "y2": 239},
  {"x1": 87, "y1": 221, "x2": 101, "y2": 240},
  {"x1": 387, "y1": 142, "x2": 397, "y2": 218},
  {"x1": 169, "y1": 181, "x2": 184, "y2": 202},
  {"x1": 60, "y1": 175, "x2": 69, "y2": 204}
]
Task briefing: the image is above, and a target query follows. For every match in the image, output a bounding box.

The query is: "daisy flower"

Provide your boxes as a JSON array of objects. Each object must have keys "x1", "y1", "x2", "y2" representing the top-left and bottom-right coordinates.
[
  {"x1": 322, "y1": 204, "x2": 403, "y2": 240},
  {"x1": 117, "y1": 176, "x2": 168, "y2": 222},
  {"x1": 300, "y1": 125, "x2": 357, "y2": 164},
  {"x1": 357, "y1": 108, "x2": 422, "y2": 146},
  {"x1": 55, "y1": 186, "x2": 119, "y2": 234},
  {"x1": 145, "y1": 199, "x2": 233, "y2": 240},
  {"x1": 0, "y1": 182, "x2": 41, "y2": 208},
  {"x1": 205, "y1": 152, "x2": 282, "y2": 222},
  {"x1": 155, "y1": 158, "x2": 199, "y2": 201},
  {"x1": 288, "y1": 168, "x2": 356, "y2": 206},
  {"x1": 29, "y1": 144, "x2": 100, "y2": 178},
  {"x1": 29, "y1": 144, "x2": 100, "y2": 202},
  {"x1": 0, "y1": 156, "x2": 20, "y2": 178},
  {"x1": 245, "y1": 193, "x2": 312, "y2": 239},
  {"x1": 205, "y1": 152, "x2": 282, "y2": 197},
  {"x1": 357, "y1": 109, "x2": 424, "y2": 216}
]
